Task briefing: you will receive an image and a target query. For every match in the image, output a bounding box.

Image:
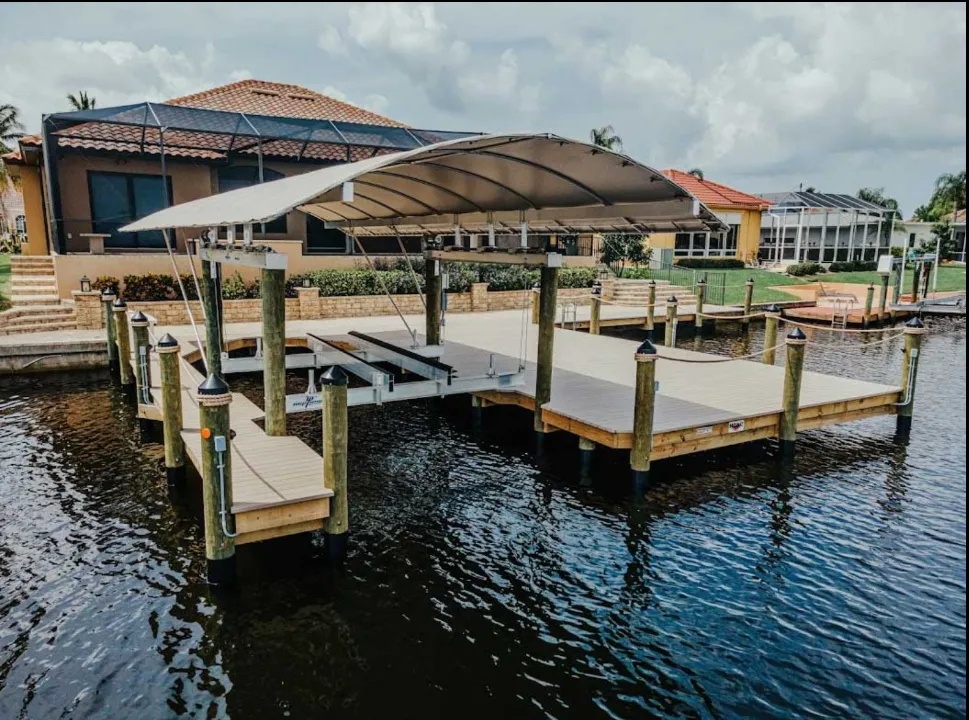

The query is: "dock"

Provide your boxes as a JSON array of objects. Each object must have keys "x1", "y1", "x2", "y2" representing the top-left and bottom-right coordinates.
[{"x1": 140, "y1": 337, "x2": 333, "y2": 545}]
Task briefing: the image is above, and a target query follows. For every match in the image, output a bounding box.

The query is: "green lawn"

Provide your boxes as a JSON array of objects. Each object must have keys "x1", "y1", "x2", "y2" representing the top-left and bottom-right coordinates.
[
  {"x1": 0, "y1": 253, "x2": 10, "y2": 310},
  {"x1": 701, "y1": 265, "x2": 966, "y2": 306}
]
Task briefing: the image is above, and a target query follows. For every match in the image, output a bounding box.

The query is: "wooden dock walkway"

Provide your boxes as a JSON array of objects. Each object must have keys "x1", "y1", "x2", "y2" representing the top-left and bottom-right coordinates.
[
  {"x1": 378, "y1": 313, "x2": 902, "y2": 456},
  {"x1": 141, "y1": 340, "x2": 332, "y2": 545}
]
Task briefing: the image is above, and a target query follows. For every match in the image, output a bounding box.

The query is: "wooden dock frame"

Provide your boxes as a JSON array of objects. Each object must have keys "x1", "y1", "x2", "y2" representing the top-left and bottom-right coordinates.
[{"x1": 472, "y1": 387, "x2": 900, "y2": 461}]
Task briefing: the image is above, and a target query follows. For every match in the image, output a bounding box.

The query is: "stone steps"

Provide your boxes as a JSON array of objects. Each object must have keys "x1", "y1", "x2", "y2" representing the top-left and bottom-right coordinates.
[
  {"x1": 0, "y1": 320, "x2": 78, "y2": 336},
  {"x1": 9, "y1": 293, "x2": 62, "y2": 307}
]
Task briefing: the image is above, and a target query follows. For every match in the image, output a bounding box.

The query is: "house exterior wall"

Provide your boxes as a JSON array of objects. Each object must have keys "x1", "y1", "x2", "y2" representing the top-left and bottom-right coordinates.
[
  {"x1": 646, "y1": 205, "x2": 762, "y2": 261},
  {"x1": 18, "y1": 166, "x2": 48, "y2": 256}
]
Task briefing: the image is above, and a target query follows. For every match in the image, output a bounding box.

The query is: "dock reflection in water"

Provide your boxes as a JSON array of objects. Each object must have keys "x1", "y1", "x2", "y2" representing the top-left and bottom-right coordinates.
[{"x1": 0, "y1": 319, "x2": 964, "y2": 719}]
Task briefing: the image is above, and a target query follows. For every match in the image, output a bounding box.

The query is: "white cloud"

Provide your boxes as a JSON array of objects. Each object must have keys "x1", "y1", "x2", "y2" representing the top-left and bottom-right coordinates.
[
  {"x1": 317, "y1": 25, "x2": 348, "y2": 56},
  {"x1": 0, "y1": 38, "x2": 249, "y2": 132},
  {"x1": 343, "y1": 2, "x2": 537, "y2": 116}
]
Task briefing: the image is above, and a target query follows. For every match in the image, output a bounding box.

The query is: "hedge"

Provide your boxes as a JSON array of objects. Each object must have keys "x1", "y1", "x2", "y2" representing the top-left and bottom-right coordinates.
[
  {"x1": 674, "y1": 257, "x2": 746, "y2": 269},
  {"x1": 787, "y1": 262, "x2": 825, "y2": 277},
  {"x1": 827, "y1": 260, "x2": 878, "y2": 273},
  {"x1": 96, "y1": 264, "x2": 597, "y2": 302}
]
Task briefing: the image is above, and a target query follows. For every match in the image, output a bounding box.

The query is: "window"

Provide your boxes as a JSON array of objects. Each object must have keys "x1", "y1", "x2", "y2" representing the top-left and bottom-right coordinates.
[
  {"x1": 89, "y1": 171, "x2": 172, "y2": 248},
  {"x1": 724, "y1": 225, "x2": 738, "y2": 254},
  {"x1": 217, "y1": 165, "x2": 287, "y2": 234},
  {"x1": 908, "y1": 232, "x2": 916, "y2": 248},
  {"x1": 674, "y1": 232, "x2": 691, "y2": 256}
]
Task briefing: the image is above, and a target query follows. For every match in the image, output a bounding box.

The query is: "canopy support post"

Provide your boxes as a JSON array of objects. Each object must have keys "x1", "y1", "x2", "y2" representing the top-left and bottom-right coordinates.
[
  {"x1": 426, "y1": 255, "x2": 442, "y2": 346},
  {"x1": 534, "y1": 265, "x2": 559, "y2": 448},
  {"x1": 262, "y1": 267, "x2": 287, "y2": 436}
]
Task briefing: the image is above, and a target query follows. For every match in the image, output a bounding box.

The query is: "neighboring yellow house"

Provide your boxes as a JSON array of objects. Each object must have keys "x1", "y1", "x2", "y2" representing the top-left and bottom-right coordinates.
[{"x1": 649, "y1": 169, "x2": 769, "y2": 262}]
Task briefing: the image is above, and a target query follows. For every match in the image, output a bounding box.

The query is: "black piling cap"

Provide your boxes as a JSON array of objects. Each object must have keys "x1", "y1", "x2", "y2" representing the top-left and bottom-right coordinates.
[
  {"x1": 101, "y1": 287, "x2": 114, "y2": 297},
  {"x1": 636, "y1": 338, "x2": 657, "y2": 356},
  {"x1": 158, "y1": 333, "x2": 179, "y2": 348},
  {"x1": 321, "y1": 366, "x2": 349, "y2": 386},
  {"x1": 648, "y1": 279, "x2": 655, "y2": 285},
  {"x1": 668, "y1": 295, "x2": 678, "y2": 303},
  {"x1": 787, "y1": 327, "x2": 807, "y2": 340},
  {"x1": 905, "y1": 316, "x2": 925, "y2": 329},
  {"x1": 766, "y1": 303, "x2": 782, "y2": 313},
  {"x1": 197, "y1": 373, "x2": 229, "y2": 396},
  {"x1": 112, "y1": 297, "x2": 127, "y2": 308},
  {"x1": 748, "y1": 277, "x2": 755, "y2": 283},
  {"x1": 697, "y1": 278, "x2": 706, "y2": 284},
  {"x1": 130, "y1": 310, "x2": 148, "y2": 324}
]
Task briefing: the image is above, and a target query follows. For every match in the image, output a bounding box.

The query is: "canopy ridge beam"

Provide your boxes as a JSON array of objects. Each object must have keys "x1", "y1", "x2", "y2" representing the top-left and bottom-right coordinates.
[
  {"x1": 369, "y1": 170, "x2": 486, "y2": 212},
  {"x1": 354, "y1": 179, "x2": 442, "y2": 215}
]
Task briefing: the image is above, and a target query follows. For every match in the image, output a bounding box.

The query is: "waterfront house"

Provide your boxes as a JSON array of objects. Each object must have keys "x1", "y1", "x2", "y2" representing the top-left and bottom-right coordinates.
[
  {"x1": 758, "y1": 190, "x2": 892, "y2": 265},
  {"x1": 647, "y1": 169, "x2": 769, "y2": 262}
]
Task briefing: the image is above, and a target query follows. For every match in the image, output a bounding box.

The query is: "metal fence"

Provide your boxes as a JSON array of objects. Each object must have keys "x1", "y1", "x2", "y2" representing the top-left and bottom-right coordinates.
[{"x1": 648, "y1": 263, "x2": 727, "y2": 305}]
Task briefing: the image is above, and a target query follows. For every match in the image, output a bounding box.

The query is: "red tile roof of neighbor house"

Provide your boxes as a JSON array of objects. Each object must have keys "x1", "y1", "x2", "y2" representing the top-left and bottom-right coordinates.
[
  {"x1": 662, "y1": 169, "x2": 770, "y2": 211},
  {"x1": 35, "y1": 80, "x2": 407, "y2": 162}
]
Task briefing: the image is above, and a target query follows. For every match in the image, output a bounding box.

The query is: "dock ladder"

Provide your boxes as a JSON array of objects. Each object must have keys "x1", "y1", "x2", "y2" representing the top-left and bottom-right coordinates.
[
  {"x1": 831, "y1": 297, "x2": 853, "y2": 329},
  {"x1": 558, "y1": 300, "x2": 578, "y2": 329}
]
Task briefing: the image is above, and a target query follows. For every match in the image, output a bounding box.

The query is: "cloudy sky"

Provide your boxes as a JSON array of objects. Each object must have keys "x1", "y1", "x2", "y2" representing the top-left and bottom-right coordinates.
[{"x1": 1, "y1": 2, "x2": 964, "y2": 214}]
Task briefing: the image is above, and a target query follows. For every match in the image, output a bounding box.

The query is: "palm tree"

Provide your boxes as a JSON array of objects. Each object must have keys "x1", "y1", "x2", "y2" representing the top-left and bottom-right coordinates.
[
  {"x1": 857, "y1": 186, "x2": 902, "y2": 219},
  {"x1": 934, "y1": 170, "x2": 966, "y2": 212},
  {"x1": 589, "y1": 125, "x2": 622, "y2": 152},
  {"x1": 687, "y1": 168, "x2": 704, "y2": 180},
  {"x1": 67, "y1": 91, "x2": 96, "y2": 111},
  {"x1": 0, "y1": 103, "x2": 25, "y2": 154}
]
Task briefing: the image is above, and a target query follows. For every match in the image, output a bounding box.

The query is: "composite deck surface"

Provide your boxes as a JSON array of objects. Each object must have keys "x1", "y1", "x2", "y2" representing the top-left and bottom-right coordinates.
[{"x1": 144, "y1": 341, "x2": 332, "y2": 532}]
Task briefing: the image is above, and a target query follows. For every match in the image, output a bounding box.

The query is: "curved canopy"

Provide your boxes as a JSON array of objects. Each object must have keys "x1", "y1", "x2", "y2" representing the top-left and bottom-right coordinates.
[{"x1": 123, "y1": 133, "x2": 726, "y2": 235}]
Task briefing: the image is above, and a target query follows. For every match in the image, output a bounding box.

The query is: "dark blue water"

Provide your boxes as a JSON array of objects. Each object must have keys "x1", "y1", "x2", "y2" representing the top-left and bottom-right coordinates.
[{"x1": 0, "y1": 319, "x2": 965, "y2": 719}]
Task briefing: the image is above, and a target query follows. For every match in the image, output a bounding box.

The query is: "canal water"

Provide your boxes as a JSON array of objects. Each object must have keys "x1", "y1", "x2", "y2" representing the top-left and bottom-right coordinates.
[{"x1": 0, "y1": 319, "x2": 965, "y2": 719}]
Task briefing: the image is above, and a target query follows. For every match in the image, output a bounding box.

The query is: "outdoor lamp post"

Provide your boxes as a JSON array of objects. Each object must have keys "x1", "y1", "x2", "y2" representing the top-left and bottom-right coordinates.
[
  {"x1": 302, "y1": 276, "x2": 312, "y2": 289},
  {"x1": 80, "y1": 275, "x2": 92, "y2": 293}
]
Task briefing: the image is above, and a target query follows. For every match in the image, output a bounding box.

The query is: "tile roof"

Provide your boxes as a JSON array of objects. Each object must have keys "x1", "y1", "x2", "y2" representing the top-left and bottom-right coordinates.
[
  {"x1": 51, "y1": 79, "x2": 408, "y2": 161},
  {"x1": 662, "y1": 169, "x2": 770, "y2": 210},
  {"x1": 168, "y1": 79, "x2": 405, "y2": 127}
]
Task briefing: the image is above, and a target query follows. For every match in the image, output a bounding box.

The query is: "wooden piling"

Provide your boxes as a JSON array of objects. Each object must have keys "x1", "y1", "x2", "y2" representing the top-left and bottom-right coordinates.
[
  {"x1": 878, "y1": 274, "x2": 890, "y2": 316},
  {"x1": 644, "y1": 280, "x2": 656, "y2": 339},
  {"x1": 200, "y1": 257, "x2": 223, "y2": 377},
  {"x1": 664, "y1": 296, "x2": 678, "y2": 347},
  {"x1": 261, "y1": 268, "x2": 286, "y2": 437},
  {"x1": 534, "y1": 265, "x2": 559, "y2": 438},
  {"x1": 742, "y1": 278, "x2": 755, "y2": 330},
  {"x1": 896, "y1": 317, "x2": 926, "y2": 439},
  {"x1": 630, "y1": 339, "x2": 657, "y2": 490},
  {"x1": 694, "y1": 279, "x2": 705, "y2": 330},
  {"x1": 101, "y1": 290, "x2": 119, "y2": 378},
  {"x1": 910, "y1": 262, "x2": 921, "y2": 304},
  {"x1": 130, "y1": 311, "x2": 152, "y2": 406},
  {"x1": 863, "y1": 283, "x2": 875, "y2": 328},
  {"x1": 113, "y1": 298, "x2": 134, "y2": 387},
  {"x1": 589, "y1": 292, "x2": 602, "y2": 335},
  {"x1": 763, "y1": 304, "x2": 781, "y2": 365},
  {"x1": 157, "y1": 333, "x2": 185, "y2": 488},
  {"x1": 779, "y1": 327, "x2": 807, "y2": 456},
  {"x1": 197, "y1": 373, "x2": 235, "y2": 585},
  {"x1": 578, "y1": 437, "x2": 596, "y2": 476},
  {"x1": 530, "y1": 287, "x2": 540, "y2": 325},
  {"x1": 321, "y1": 366, "x2": 349, "y2": 563},
  {"x1": 426, "y1": 257, "x2": 443, "y2": 343}
]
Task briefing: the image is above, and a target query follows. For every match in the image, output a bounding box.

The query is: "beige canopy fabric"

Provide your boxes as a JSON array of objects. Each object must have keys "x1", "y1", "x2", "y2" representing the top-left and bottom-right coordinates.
[{"x1": 122, "y1": 132, "x2": 726, "y2": 235}]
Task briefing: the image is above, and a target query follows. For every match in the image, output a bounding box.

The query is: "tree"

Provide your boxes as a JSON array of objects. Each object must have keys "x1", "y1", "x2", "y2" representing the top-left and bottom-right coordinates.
[
  {"x1": 687, "y1": 168, "x2": 704, "y2": 180},
  {"x1": 803, "y1": 186, "x2": 817, "y2": 193},
  {"x1": 589, "y1": 125, "x2": 622, "y2": 152},
  {"x1": 0, "y1": 103, "x2": 25, "y2": 154},
  {"x1": 67, "y1": 91, "x2": 96, "y2": 111},
  {"x1": 600, "y1": 234, "x2": 650, "y2": 277},
  {"x1": 920, "y1": 219, "x2": 956, "y2": 260},
  {"x1": 856, "y1": 186, "x2": 902, "y2": 219},
  {"x1": 912, "y1": 170, "x2": 966, "y2": 222}
]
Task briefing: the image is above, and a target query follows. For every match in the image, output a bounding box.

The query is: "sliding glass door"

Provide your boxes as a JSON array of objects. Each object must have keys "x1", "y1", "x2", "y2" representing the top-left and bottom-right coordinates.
[{"x1": 89, "y1": 171, "x2": 172, "y2": 248}]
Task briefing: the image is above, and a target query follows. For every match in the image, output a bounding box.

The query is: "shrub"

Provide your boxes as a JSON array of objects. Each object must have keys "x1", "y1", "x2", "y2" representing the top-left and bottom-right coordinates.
[
  {"x1": 91, "y1": 275, "x2": 121, "y2": 296},
  {"x1": 787, "y1": 262, "x2": 825, "y2": 277},
  {"x1": 828, "y1": 260, "x2": 878, "y2": 273},
  {"x1": 890, "y1": 246, "x2": 904, "y2": 258},
  {"x1": 673, "y1": 257, "x2": 745, "y2": 269},
  {"x1": 557, "y1": 267, "x2": 597, "y2": 289},
  {"x1": 221, "y1": 271, "x2": 260, "y2": 299},
  {"x1": 122, "y1": 273, "x2": 179, "y2": 301}
]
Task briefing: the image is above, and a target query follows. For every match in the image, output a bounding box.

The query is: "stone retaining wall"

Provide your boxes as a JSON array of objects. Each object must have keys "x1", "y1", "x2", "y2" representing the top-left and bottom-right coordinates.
[{"x1": 73, "y1": 284, "x2": 593, "y2": 329}]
